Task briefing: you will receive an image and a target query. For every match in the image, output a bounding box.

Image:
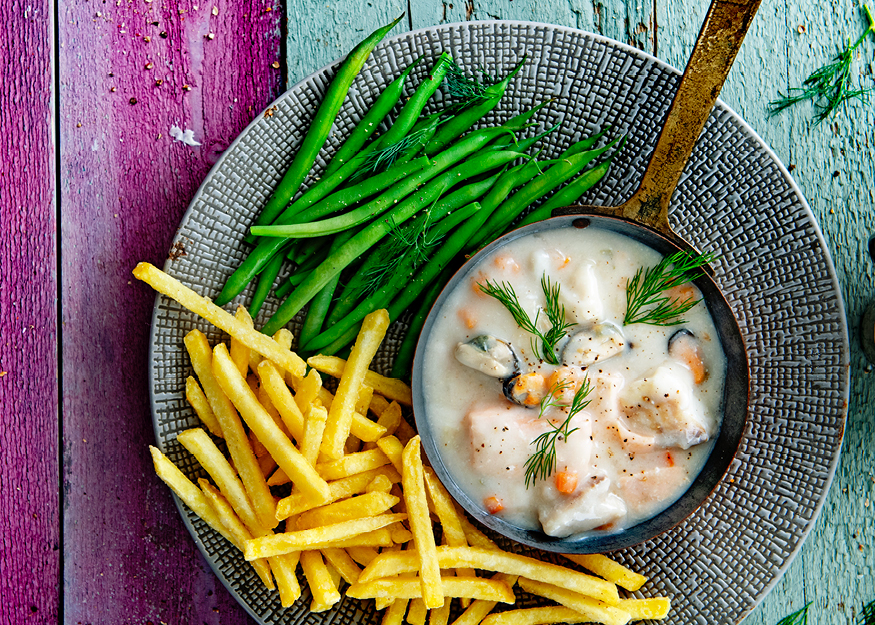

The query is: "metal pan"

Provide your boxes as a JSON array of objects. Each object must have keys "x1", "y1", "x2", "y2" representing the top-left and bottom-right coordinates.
[{"x1": 412, "y1": 0, "x2": 760, "y2": 552}]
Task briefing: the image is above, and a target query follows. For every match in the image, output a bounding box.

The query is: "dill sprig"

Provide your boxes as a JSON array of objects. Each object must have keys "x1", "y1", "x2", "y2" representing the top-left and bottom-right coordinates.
[
  {"x1": 524, "y1": 376, "x2": 592, "y2": 488},
  {"x1": 357, "y1": 124, "x2": 435, "y2": 175},
  {"x1": 861, "y1": 599, "x2": 875, "y2": 625},
  {"x1": 363, "y1": 207, "x2": 441, "y2": 295},
  {"x1": 768, "y1": 4, "x2": 875, "y2": 124},
  {"x1": 623, "y1": 250, "x2": 716, "y2": 326},
  {"x1": 444, "y1": 59, "x2": 495, "y2": 102},
  {"x1": 478, "y1": 273, "x2": 576, "y2": 364},
  {"x1": 775, "y1": 603, "x2": 810, "y2": 625}
]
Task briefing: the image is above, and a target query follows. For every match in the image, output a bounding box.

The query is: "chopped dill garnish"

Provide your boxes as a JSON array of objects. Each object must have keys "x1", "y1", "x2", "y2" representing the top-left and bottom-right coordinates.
[
  {"x1": 357, "y1": 125, "x2": 435, "y2": 175},
  {"x1": 860, "y1": 599, "x2": 875, "y2": 625},
  {"x1": 775, "y1": 603, "x2": 810, "y2": 625},
  {"x1": 362, "y1": 211, "x2": 441, "y2": 296},
  {"x1": 444, "y1": 59, "x2": 495, "y2": 102},
  {"x1": 768, "y1": 4, "x2": 875, "y2": 125},
  {"x1": 478, "y1": 272, "x2": 575, "y2": 364},
  {"x1": 524, "y1": 376, "x2": 592, "y2": 488},
  {"x1": 623, "y1": 250, "x2": 716, "y2": 326}
]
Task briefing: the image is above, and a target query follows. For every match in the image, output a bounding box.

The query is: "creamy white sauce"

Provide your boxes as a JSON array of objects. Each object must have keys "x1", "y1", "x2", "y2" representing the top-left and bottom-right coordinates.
[{"x1": 421, "y1": 227, "x2": 726, "y2": 537}]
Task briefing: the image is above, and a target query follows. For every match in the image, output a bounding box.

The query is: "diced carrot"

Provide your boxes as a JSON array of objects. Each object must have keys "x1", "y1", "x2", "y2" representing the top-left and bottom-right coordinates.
[
  {"x1": 558, "y1": 256, "x2": 571, "y2": 269},
  {"x1": 457, "y1": 308, "x2": 477, "y2": 329},
  {"x1": 554, "y1": 471, "x2": 578, "y2": 494},
  {"x1": 493, "y1": 254, "x2": 520, "y2": 273},
  {"x1": 471, "y1": 272, "x2": 490, "y2": 297},
  {"x1": 484, "y1": 496, "x2": 504, "y2": 514}
]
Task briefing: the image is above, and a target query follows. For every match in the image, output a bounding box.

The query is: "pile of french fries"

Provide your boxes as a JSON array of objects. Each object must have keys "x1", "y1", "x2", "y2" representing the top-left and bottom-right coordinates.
[{"x1": 135, "y1": 262, "x2": 671, "y2": 625}]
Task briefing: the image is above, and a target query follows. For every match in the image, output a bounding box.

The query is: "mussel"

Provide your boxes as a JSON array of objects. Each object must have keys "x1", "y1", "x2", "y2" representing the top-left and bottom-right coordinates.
[
  {"x1": 454, "y1": 335, "x2": 519, "y2": 379},
  {"x1": 562, "y1": 322, "x2": 627, "y2": 367},
  {"x1": 668, "y1": 329, "x2": 707, "y2": 384}
]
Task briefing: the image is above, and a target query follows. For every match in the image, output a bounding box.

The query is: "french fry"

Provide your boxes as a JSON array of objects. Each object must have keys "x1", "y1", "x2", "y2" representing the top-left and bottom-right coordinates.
[
  {"x1": 296, "y1": 368, "x2": 323, "y2": 415},
  {"x1": 356, "y1": 384, "x2": 375, "y2": 416},
  {"x1": 382, "y1": 596, "x2": 409, "y2": 625},
  {"x1": 301, "y1": 404, "x2": 328, "y2": 467},
  {"x1": 301, "y1": 550, "x2": 342, "y2": 611},
  {"x1": 345, "y1": 435, "x2": 363, "y2": 455},
  {"x1": 321, "y1": 547, "x2": 362, "y2": 584},
  {"x1": 369, "y1": 394, "x2": 391, "y2": 417},
  {"x1": 429, "y1": 599, "x2": 452, "y2": 625},
  {"x1": 318, "y1": 386, "x2": 387, "y2": 442},
  {"x1": 316, "y1": 448, "x2": 391, "y2": 480},
  {"x1": 272, "y1": 552, "x2": 303, "y2": 607},
  {"x1": 450, "y1": 574, "x2": 518, "y2": 625},
  {"x1": 517, "y1": 578, "x2": 630, "y2": 625},
  {"x1": 244, "y1": 513, "x2": 407, "y2": 560},
  {"x1": 366, "y1": 474, "x2": 394, "y2": 494},
  {"x1": 199, "y1": 480, "x2": 275, "y2": 590},
  {"x1": 257, "y1": 382, "x2": 292, "y2": 439},
  {"x1": 407, "y1": 598, "x2": 427, "y2": 625},
  {"x1": 423, "y1": 467, "x2": 474, "y2": 580},
  {"x1": 250, "y1": 528, "x2": 394, "y2": 552},
  {"x1": 364, "y1": 401, "x2": 403, "y2": 450},
  {"x1": 230, "y1": 306, "x2": 254, "y2": 376},
  {"x1": 213, "y1": 343, "x2": 330, "y2": 507},
  {"x1": 185, "y1": 376, "x2": 223, "y2": 437},
  {"x1": 389, "y1": 525, "x2": 414, "y2": 544},
  {"x1": 297, "y1": 491, "x2": 400, "y2": 530},
  {"x1": 402, "y1": 436, "x2": 444, "y2": 609},
  {"x1": 561, "y1": 554, "x2": 646, "y2": 592},
  {"x1": 359, "y1": 546, "x2": 619, "y2": 606},
  {"x1": 257, "y1": 360, "x2": 305, "y2": 442},
  {"x1": 275, "y1": 466, "x2": 402, "y2": 520},
  {"x1": 347, "y1": 546, "x2": 381, "y2": 566},
  {"x1": 149, "y1": 446, "x2": 234, "y2": 544},
  {"x1": 257, "y1": 454, "x2": 278, "y2": 478},
  {"x1": 457, "y1": 513, "x2": 499, "y2": 551},
  {"x1": 271, "y1": 328, "x2": 297, "y2": 389},
  {"x1": 347, "y1": 577, "x2": 514, "y2": 603},
  {"x1": 376, "y1": 436, "x2": 405, "y2": 474},
  {"x1": 322, "y1": 310, "x2": 390, "y2": 459},
  {"x1": 184, "y1": 330, "x2": 276, "y2": 529},
  {"x1": 394, "y1": 413, "x2": 417, "y2": 445},
  {"x1": 482, "y1": 606, "x2": 630, "y2": 625},
  {"x1": 133, "y1": 262, "x2": 306, "y2": 381},
  {"x1": 307, "y1": 353, "x2": 413, "y2": 406},
  {"x1": 617, "y1": 598, "x2": 671, "y2": 620},
  {"x1": 176, "y1": 428, "x2": 264, "y2": 535}
]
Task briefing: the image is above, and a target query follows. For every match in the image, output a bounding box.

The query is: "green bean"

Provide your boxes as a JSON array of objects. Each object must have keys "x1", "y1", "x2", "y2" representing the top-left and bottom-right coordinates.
[
  {"x1": 293, "y1": 236, "x2": 330, "y2": 264},
  {"x1": 261, "y1": 145, "x2": 523, "y2": 335},
  {"x1": 304, "y1": 202, "x2": 482, "y2": 354},
  {"x1": 250, "y1": 128, "x2": 523, "y2": 240},
  {"x1": 323, "y1": 56, "x2": 423, "y2": 177},
  {"x1": 513, "y1": 159, "x2": 614, "y2": 229},
  {"x1": 297, "y1": 232, "x2": 354, "y2": 345},
  {"x1": 389, "y1": 266, "x2": 452, "y2": 379},
  {"x1": 215, "y1": 156, "x2": 428, "y2": 305},
  {"x1": 476, "y1": 137, "x2": 622, "y2": 244},
  {"x1": 325, "y1": 169, "x2": 503, "y2": 326},
  {"x1": 251, "y1": 16, "x2": 403, "y2": 230},
  {"x1": 425, "y1": 56, "x2": 527, "y2": 155},
  {"x1": 248, "y1": 251, "x2": 284, "y2": 317}
]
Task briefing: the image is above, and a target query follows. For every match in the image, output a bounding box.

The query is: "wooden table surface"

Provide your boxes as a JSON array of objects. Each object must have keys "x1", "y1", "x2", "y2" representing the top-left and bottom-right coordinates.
[{"x1": 2, "y1": 0, "x2": 872, "y2": 623}]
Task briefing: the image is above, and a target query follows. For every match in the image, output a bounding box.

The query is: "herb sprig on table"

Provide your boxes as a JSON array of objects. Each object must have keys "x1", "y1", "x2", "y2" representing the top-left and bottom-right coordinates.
[
  {"x1": 478, "y1": 273, "x2": 576, "y2": 365},
  {"x1": 524, "y1": 377, "x2": 593, "y2": 488},
  {"x1": 768, "y1": 4, "x2": 875, "y2": 124},
  {"x1": 623, "y1": 250, "x2": 716, "y2": 326}
]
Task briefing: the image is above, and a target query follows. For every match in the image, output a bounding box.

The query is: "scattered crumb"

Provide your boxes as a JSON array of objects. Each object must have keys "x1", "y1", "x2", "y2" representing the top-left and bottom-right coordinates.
[
  {"x1": 168, "y1": 241, "x2": 188, "y2": 261},
  {"x1": 0, "y1": 372, "x2": 7, "y2": 378},
  {"x1": 797, "y1": 24, "x2": 806, "y2": 34},
  {"x1": 271, "y1": 61, "x2": 280, "y2": 69},
  {"x1": 169, "y1": 125, "x2": 201, "y2": 146},
  {"x1": 788, "y1": 164, "x2": 796, "y2": 172},
  {"x1": 212, "y1": 6, "x2": 219, "y2": 15}
]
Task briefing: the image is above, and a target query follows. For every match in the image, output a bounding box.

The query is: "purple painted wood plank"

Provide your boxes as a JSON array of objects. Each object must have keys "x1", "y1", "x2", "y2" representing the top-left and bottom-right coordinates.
[
  {"x1": 58, "y1": 1, "x2": 282, "y2": 622},
  {"x1": 0, "y1": 2, "x2": 59, "y2": 624}
]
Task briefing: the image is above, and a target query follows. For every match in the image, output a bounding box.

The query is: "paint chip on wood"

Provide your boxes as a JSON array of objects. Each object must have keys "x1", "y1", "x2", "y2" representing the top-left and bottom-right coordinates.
[{"x1": 169, "y1": 125, "x2": 201, "y2": 146}]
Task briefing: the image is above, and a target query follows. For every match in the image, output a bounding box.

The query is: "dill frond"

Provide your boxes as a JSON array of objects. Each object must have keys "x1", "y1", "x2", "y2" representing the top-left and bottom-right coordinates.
[{"x1": 775, "y1": 603, "x2": 810, "y2": 625}]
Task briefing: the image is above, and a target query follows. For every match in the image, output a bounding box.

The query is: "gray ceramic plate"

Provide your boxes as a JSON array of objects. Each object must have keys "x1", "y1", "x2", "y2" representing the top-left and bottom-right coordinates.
[{"x1": 149, "y1": 20, "x2": 850, "y2": 625}]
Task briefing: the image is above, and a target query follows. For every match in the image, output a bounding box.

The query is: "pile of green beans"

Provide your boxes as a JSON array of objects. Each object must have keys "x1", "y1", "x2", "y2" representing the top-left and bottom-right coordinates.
[{"x1": 217, "y1": 16, "x2": 626, "y2": 370}]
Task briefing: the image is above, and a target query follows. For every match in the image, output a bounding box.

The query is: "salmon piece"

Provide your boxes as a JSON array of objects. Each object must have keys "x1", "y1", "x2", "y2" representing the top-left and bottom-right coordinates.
[{"x1": 618, "y1": 466, "x2": 690, "y2": 518}]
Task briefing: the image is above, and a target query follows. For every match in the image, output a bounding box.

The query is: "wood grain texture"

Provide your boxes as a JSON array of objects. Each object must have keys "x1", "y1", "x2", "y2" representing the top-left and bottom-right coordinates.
[
  {"x1": 0, "y1": 2, "x2": 59, "y2": 624},
  {"x1": 58, "y1": 1, "x2": 282, "y2": 623}
]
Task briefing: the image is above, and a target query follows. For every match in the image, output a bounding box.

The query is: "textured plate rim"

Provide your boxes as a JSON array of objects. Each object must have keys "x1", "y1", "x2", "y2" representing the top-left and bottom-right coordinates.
[{"x1": 146, "y1": 18, "x2": 851, "y2": 625}]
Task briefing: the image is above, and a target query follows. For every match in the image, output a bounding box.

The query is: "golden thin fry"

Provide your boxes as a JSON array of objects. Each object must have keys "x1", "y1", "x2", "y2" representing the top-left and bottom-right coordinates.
[
  {"x1": 517, "y1": 578, "x2": 630, "y2": 625},
  {"x1": 450, "y1": 574, "x2": 518, "y2": 625},
  {"x1": 561, "y1": 554, "x2": 646, "y2": 592},
  {"x1": 347, "y1": 546, "x2": 381, "y2": 566},
  {"x1": 345, "y1": 435, "x2": 363, "y2": 455},
  {"x1": 272, "y1": 552, "x2": 303, "y2": 607},
  {"x1": 356, "y1": 384, "x2": 374, "y2": 416},
  {"x1": 230, "y1": 305, "x2": 254, "y2": 376},
  {"x1": 369, "y1": 394, "x2": 391, "y2": 416},
  {"x1": 296, "y1": 368, "x2": 323, "y2": 415},
  {"x1": 617, "y1": 598, "x2": 671, "y2": 620},
  {"x1": 423, "y1": 467, "x2": 473, "y2": 579},
  {"x1": 301, "y1": 550, "x2": 342, "y2": 611},
  {"x1": 258, "y1": 382, "x2": 292, "y2": 439},
  {"x1": 257, "y1": 360, "x2": 305, "y2": 442},
  {"x1": 308, "y1": 354, "x2": 413, "y2": 406},
  {"x1": 321, "y1": 547, "x2": 362, "y2": 584},
  {"x1": 199, "y1": 479, "x2": 275, "y2": 590},
  {"x1": 394, "y1": 414, "x2": 417, "y2": 445},
  {"x1": 366, "y1": 474, "x2": 394, "y2": 493},
  {"x1": 252, "y1": 528, "x2": 394, "y2": 553},
  {"x1": 257, "y1": 454, "x2": 278, "y2": 478},
  {"x1": 213, "y1": 343, "x2": 330, "y2": 507},
  {"x1": 318, "y1": 386, "x2": 387, "y2": 442},
  {"x1": 244, "y1": 513, "x2": 407, "y2": 560},
  {"x1": 297, "y1": 491, "x2": 400, "y2": 530},
  {"x1": 322, "y1": 310, "x2": 389, "y2": 459},
  {"x1": 275, "y1": 466, "x2": 402, "y2": 520},
  {"x1": 176, "y1": 428, "x2": 264, "y2": 535},
  {"x1": 429, "y1": 599, "x2": 452, "y2": 625},
  {"x1": 347, "y1": 577, "x2": 514, "y2": 603},
  {"x1": 301, "y1": 404, "x2": 328, "y2": 467},
  {"x1": 185, "y1": 376, "x2": 223, "y2": 437},
  {"x1": 382, "y1": 597, "x2": 409, "y2": 625},
  {"x1": 149, "y1": 446, "x2": 234, "y2": 544},
  {"x1": 359, "y1": 546, "x2": 619, "y2": 606},
  {"x1": 402, "y1": 436, "x2": 444, "y2": 609},
  {"x1": 317, "y1": 448, "x2": 391, "y2": 481},
  {"x1": 457, "y1": 513, "x2": 499, "y2": 551},
  {"x1": 376, "y1": 436, "x2": 404, "y2": 474},
  {"x1": 273, "y1": 328, "x2": 294, "y2": 351},
  {"x1": 407, "y1": 598, "x2": 427, "y2": 625},
  {"x1": 184, "y1": 330, "x2": 276, "y2": 529},
  {"x1": 389, "y1": 526, "x2": 413, "y2": 544},
  {"x1": 133, "y1": 262, "x2": 306, "y2": 380},
  {"x1": 482, "y1": 605, "x2": 631, "y2": 625}
]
